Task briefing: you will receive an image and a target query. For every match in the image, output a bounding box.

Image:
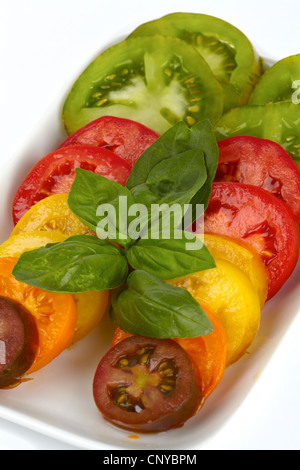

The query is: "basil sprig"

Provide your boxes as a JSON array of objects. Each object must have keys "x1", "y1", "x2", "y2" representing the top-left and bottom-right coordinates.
[{"x1": 12, "y1": 120, "x2": 219, "y2": 339}]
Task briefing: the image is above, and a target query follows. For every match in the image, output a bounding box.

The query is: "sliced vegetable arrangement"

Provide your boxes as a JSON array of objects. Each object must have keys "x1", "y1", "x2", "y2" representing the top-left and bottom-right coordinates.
[{"x1": 1, "y1": 12, "x2": 300, "y2": 437}]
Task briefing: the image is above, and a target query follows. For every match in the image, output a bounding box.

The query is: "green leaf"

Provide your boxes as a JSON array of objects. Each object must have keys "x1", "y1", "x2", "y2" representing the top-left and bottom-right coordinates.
[
  {"x1": 68, "y1": 168, "x2": 136, "y2": 247},
  {"x1": 125, "y1": 231, "x2": 216, "y2": 280},
  {"x1": 129, "y1": 148, "x2": 207, "y2": 208},
  {"x1": 188, "y1": 120, "x2": 219, "y2": 219},
  {"x1": 12, "y1": 235, "x2": 128, "y2": 293},
  {"x1": 110, "y1": 270, "x2": 213, "y2": 339},
  {"x1": 126, "y1": 121, "x2": 208, "y2": 208}
]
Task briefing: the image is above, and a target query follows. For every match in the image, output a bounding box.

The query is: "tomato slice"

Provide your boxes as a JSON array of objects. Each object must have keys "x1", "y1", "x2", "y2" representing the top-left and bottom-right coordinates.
[
  {"x1": 129, "y1": 12, "x2": 262, "y2": 112},
  {"x1": 203, "y1": 234, "x2": 269, "y2": 308},
  {"x1": 58, "y1": 116, "x2": 159, "y2": 167},
  {"x1": 62, "y1": 35, "x2": 223, "y2": 135},
  {"x1": 170, "y1": 260, "x2": 261, "y2": 366},
  {"x1": 11, "y1": 194, "x2": 94, "y2": 238},
  {"x1": 93, "y1": 336, "x2": 203, "y2": 432},
  {"x1": 112, "y1": 304, "x2": 228, "y2": 400},
  {"x1": 0, "y1": 258, "x2": 77, "y2": 374},
  {"x1": 12, "y1": 145, "x2": 131, "y2": 225},
  {"x1": 250, "y1": 54, "x2": 300, "y2": 105},
  {"x1": 203, "y1": 183, "x2": 300, "y2": 300},
  {"x1": 214, "y1": 102, "x2": 300, "y2": 166},
  {"x1": 216, "y1": 136, "x2": 300, "y2": 221}
]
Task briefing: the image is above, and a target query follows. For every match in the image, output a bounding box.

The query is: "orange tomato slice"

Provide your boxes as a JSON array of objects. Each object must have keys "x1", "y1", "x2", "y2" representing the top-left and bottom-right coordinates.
[{"x1": 0, "y1": 257, "x2": 77, "y2": 374}]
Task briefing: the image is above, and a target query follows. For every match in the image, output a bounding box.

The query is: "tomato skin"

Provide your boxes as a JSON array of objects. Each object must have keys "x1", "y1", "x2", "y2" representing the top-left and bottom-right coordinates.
[
  {"x1": 12, "y1": 144, "x2": 131, "y2": 225},
  {"x1": 93, "y1": 336, "x2": 203, "y2": 433},
  {"x1": 204, "y1": 183, "x2": 300, "y2": 300},
  {"x1": 58, "y1": 116, "x2": 159, "y2": 167},
  {"x1": 216, "y1": 136, "x2": 300, "y2": 221},
  {"x1": 112, "y1": 305, "x2": 228, "y2": 400}
]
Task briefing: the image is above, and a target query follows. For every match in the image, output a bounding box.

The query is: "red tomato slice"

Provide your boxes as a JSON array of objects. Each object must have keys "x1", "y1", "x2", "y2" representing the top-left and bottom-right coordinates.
[
  {"x1": 216, "y1": 136, "x2": 300, "y2": 222},
  {"x1": 203, "y1": 183, "x2": 300, "y2": 300},
  {"x1": 93, "y1": 336, "x2": 203, "y2": 433},
  {"x1": 58, "y1": 116, "x2": 159, "y2": 167},
  {"x1": 12, "y1": 145, "x2": 131, "y2": 225}
]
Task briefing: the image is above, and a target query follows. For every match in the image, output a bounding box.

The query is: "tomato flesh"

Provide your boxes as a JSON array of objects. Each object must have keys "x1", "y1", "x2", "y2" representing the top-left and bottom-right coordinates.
[
  {"x1": 216, "y1": 136, "x2": 300, "y2": 221},
  {"x1": 129, "y1": 12, "x2": 262, "y2": 112},
  {"x1": 93, "y1": 336, "x2": 203, "y2": 432},
  {"x1": 12, "y1": 145, "x2": 131, "y2": 225},
  {"x1": 203, "y1": 183, "x2": 300, "y2": 300},
  {"x1": 62, "y1": 35, "x2": 223, "y2": 135},
  {"x1": 58, "y1": 116, "x2": 159, "y2": 167}
]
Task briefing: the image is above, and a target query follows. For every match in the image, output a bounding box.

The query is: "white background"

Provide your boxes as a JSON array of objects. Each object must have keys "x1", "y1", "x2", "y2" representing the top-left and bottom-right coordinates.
[{"x1": 0, "y1": 0, "x2": 300, "y2": 450}]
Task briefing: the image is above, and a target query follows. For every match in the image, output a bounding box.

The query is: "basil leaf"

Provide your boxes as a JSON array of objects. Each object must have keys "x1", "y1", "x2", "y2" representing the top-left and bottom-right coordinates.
[
  {"x1": 110, "y1": 270, "x2": 213, "y2": 339},
  {"x1": 126, "y1": 121, "x2": 208, "y2": 207},
  {"x1": 12, "y1": 235, "x2": 128, "y2": 293},
  {"x1": 128, "y1": 148, "x2": 207, "y2": 208},
  {"x1": 125, "y1": 231, "x2": 215, "y2": 280},
  {"x1": 126, "y1": 121, "x2": 191, "y2": 189},
  {"x1": 68, "y1": 168, "x2": 136, "y2": 247},
  {"x1": 188, "y1": 120, "x2": 219, "y2": 220}
]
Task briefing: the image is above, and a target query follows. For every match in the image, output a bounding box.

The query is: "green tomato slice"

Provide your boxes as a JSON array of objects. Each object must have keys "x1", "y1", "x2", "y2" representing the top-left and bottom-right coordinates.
[
  {"x1": 129, "y1": 13, "x2": 262, "y2": 112},
  {"x1": 62, "y1": 35, "x2": 223, "y2": 135},
  {"x1": 250, "y1": 54, "x2": 300, "y2": 105},
  {"x1": 214, "y1": 102, "x2": 300, "y2": 166}
]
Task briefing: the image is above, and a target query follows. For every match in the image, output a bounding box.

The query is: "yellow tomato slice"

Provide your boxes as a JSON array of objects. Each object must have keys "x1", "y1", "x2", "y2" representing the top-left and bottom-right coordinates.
[
  {"x1": 0, "y1": 230, "x2": 108, "y2": 344},
  {"x1": 169, "y1": 259, "x2": 261, "y2": 366},
  {"x1": 10, "y1": 193, "x2": 94, "y2": 238},
  {"x1": 72, "y1": 290, "x2": 109, "y2": 343},
  {"x1": 203, "y1": 234, "x2": 269, "y2": 308},
  {"x1": 0, "y1": 230, "x2": 67, "y2": 256}
]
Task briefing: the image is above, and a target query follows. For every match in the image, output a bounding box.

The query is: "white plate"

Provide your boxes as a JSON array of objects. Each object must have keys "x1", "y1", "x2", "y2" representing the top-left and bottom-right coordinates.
[{"x1": 1, "y1": 0, "x2": 300, "y2": 450}]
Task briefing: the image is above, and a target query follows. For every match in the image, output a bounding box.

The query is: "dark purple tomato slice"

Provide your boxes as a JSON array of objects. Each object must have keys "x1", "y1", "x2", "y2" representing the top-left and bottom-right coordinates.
[
  {"x1": 0, "y1": 298, "x2": 38, "y2": 388},
  {"x1": 93, "y1": 335, "x2": 203, "y2": 433}
]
